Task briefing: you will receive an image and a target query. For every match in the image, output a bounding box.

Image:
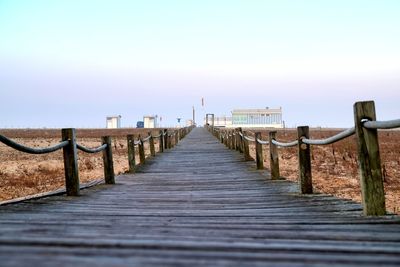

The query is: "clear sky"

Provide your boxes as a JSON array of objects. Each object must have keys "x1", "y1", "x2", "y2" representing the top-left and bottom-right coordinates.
[{"x1": 1, "y1": 0, "x2": 399, "y2": 128}]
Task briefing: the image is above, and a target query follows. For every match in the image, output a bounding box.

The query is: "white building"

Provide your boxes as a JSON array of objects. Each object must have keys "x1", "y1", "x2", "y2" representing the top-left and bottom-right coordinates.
[
  {"x1": 143, "y1": 115, "x2": 158, "y2": 128},
  {"x1": 210, "y1": 108, "x2": 283, "y2": 128},
  {"x1": 106, "y1": 115, "x2": 121, "y2": 129},
  {"x1": 212, "y1": 116, "x2": 233, "y2": 127},
  {"x1": 231, "y1": 108, "x2": 283, "y2": 128}
]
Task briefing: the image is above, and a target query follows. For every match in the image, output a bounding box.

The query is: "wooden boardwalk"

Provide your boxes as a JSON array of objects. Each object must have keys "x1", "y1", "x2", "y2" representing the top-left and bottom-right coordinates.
[{"x1": 0, "y1": 128, "x2": 399, "y2": 266}]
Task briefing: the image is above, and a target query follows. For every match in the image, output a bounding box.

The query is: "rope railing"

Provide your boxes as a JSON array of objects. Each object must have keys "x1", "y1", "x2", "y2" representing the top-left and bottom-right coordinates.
[
  {"x1": 1, "y1": 125, "x2": 195, "y2": 200},
  {"x1": 243, "y1": 135, "x2": 256, "y2": 142},
  {"x1": 142, "y1": 135, "x2": 151, "y2": 142},
  {"x1": 256, "y1": 138, "x2": 269, "y2": 145},
  {"x1": 271, "y1": 139, "x2": 298, "y2": 147},
  {"x1": 0, "y1": 135, "x2": 69, "y2": 154},
  {"x1": 76, "y1": 143, "x2": 108, "y2": 153},
  {"x1": 207, "y1": 100, "x2": 399, "y2": 216},
  {"x1": 363, "y1": 118, "x2": 400, "y2": 129},
  {"x1": 302, "y1": 127, "x2": 355, "y2": 145}
]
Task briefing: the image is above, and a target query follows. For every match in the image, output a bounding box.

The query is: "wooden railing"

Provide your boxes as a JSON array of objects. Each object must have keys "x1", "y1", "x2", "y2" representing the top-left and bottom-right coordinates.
[
  {"x1": 207, "y1": 100, "x2": 400, "y2": 216},
  {"x1": 0, "y1": 126, "x2": 194, "y2": 197}
]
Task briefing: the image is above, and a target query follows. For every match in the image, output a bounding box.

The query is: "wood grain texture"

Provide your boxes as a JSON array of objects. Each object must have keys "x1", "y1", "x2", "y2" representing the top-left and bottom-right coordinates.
[
  {"x1": 62, "y1": 128, "x2": 80, "y2": 196},
  {"x1": 0, "y1": 128, "x2": 399, "y2": 266},
  {"x1": 354, "y1": 101, "x2": 386, "y2": 215}
]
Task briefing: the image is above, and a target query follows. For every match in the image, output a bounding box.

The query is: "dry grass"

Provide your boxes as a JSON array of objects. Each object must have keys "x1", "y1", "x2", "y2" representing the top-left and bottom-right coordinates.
[
  {"x1": 245, "y1": 129, "x2": 400, "y2": 214},
  {"x1": 0, "y1": 128, "x2": 161, "y2": 201}
]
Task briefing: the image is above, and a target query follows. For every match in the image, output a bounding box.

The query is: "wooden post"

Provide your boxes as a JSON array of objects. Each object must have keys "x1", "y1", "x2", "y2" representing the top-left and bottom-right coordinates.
[
  {"x1": 233, "y1": 132, "x2": 237, "y2": 150},
  {"x1": 159, "y1": 130, "x2": 164, "y2": 152},
  {"x1": 163, "y1": 129, "x2": 168, "y2": 150},
  {"x1": 235, "y1": 129, "x2": 240, "y2": 151},
  {"x1": 230, "y1": 131, "x2": 234, "y2": 149},
  {"x1": 238, "y1": 128, "x2": 243, "y2": 153},
  {"x1": 297, "y1": 126, "x2": 312, "y2": 194},
  {"x1": 175, "y1": 130, "x2": 179, "y2": 145},
  {"x1": 243, "y1": 131, "x2": 253, "y2": 161},
  {"x1": 227, "y1": 131, "x2": 232, "y2": 149},
  {"x1": 255, "y1": 132, "x2": 264, "y2": 169},
  {"x1": 354, "y1": 101, "x2": 386, "y2": 215},
  {"x1": 62, "y1": 128, "x2": 80, "y2": 196},
  {"x1": 168, "y1": 134, "x2": 172, "y2": 149},
  {"x1": 138, "y1": 135, "x2": 146, "y2": 165},
  {"x1": 102, "y1": 136, "x2": 115, "y2": 184},
  {"x1": 127, "y1": 134, "x2": 136, "y2": 173},
  {"x1": 269, "y1": 131, "x2": 280, "y2": 180},
  {"x1": 149, "y1": 131, "x2": 156, "y2": 157}
]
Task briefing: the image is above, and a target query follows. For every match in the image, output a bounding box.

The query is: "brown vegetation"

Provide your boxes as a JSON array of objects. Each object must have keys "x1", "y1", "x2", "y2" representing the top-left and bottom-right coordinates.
[
  {"x1": 247, "y1": 129, "x2": 400, "y2": 214},
  {"x1": 0, "y1": 128, "x2": 161, "y2": 201}
]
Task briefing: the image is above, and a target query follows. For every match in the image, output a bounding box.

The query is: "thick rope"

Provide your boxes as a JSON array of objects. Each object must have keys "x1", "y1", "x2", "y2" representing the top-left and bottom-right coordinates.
[
  {"x1": 0, "y1": 135, "x2": 69, "y2": 154},
  {"x1": 76, "y1": 143, "x2": 108, "y2": 153}
]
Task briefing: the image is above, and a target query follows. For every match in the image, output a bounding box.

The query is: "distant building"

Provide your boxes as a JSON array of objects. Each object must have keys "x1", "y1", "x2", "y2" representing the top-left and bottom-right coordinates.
[
  {"x1": 232, "y1": 108, "x2": 283, "y2": 128},
  {"x1": 143, "y1": 115, "x2": 158, "y2": 128},
  {"x1": 106, "y1": 115, "x2": 121, "y2": 129},
  {"x1": 186, "y1": 119, "x2": 194, "y2": 127},
  {"x1": 213, "y1": 116, "x2": 233, "y2": 127},
  {"x1": 211, "y1": 107, "x2": 283, "y2": 128}
]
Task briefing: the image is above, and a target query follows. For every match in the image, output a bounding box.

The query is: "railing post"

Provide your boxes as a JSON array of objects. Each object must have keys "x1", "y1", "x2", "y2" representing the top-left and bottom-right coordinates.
[
  {"x1": 168, "y1": 134, "x2": 172, "y2": 149},
  {"x1": 269, "y1": 131, "x2": 280, "y2": 180},
  {"x1": 233, "y1": 132, "x2": 237, "y2": 150},
  {"x1": 159, "y1": 130, "x2": 164, "y2": 153},
  {"x1": 297, "y1": 126, "x2": 312, "y2": 194},
  {"x1": 230, "y1": 131, "x2": 235, "y2": 149},
  {"x1": 163, "y1": 129, "x2": 168, "y2": 150},
  {"x1": 138, "y1": 135, "x2": 146, "y2": 165},
  {"x1": 235, "y1": 129, "x2": 240, "y2": 151},
  {"x1": 255, "y1": 132, "x2": 264, "y2": 169},
  {"x1": 238, "y1": 128, "x2": 243, "y2": 153},
  {"x1": 227, "y1": 131, "x2": 231, "y2": 149},
  {"x1": 62, "y1": 128, "x2": 80, "y2": 196},
  {"x1": 175, "y1": 130, "x2": 179, "y2": 145},
  {"x1": 102, "y1": 136, "x2": 115, "y2": 184},
  {"x1": 228, "y1": 131, "x2": 232, "y2": 146},
  {"x1": 354, "y1": 101, "x2": 386, "y2": 215},
  {"x1": 149, "y1": 132, "x2": 156, "y2": 157},
  {"x1": 243, "y1": 131, "x2": 253, "y2": 161},
  {"x1": 127, "y1": 134, "x2": 136, "y2": 173}
]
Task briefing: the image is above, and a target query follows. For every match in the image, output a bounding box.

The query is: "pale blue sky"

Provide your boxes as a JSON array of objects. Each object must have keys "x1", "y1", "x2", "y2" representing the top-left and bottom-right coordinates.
[{"x1": 1, "y1": 0, "x2": 399, "y2": 128}]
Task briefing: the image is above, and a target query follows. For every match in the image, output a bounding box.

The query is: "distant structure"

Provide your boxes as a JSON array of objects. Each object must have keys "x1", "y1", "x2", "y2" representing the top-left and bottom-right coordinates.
[
  {"x1": 143, "y1": 115, "x2": 158, "y2": 128},
  {"x1": 212, "y1": 107, "x2": 283, "y2": 128},
  {"x1": 106, "y1": 115, "x2": 121, "y2": 129},
  {"x1": 186, "y1": 119, "x2": 194, "y2": 127},
  {"x1": 136, "y1": 121, "x2": 144, "y2": 128}
]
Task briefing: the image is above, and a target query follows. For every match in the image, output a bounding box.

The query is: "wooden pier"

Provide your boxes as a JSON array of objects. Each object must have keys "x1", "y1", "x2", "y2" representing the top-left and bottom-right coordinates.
[{"x1": 0, "y1": 127, "x2": 399, "y2": 266}]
